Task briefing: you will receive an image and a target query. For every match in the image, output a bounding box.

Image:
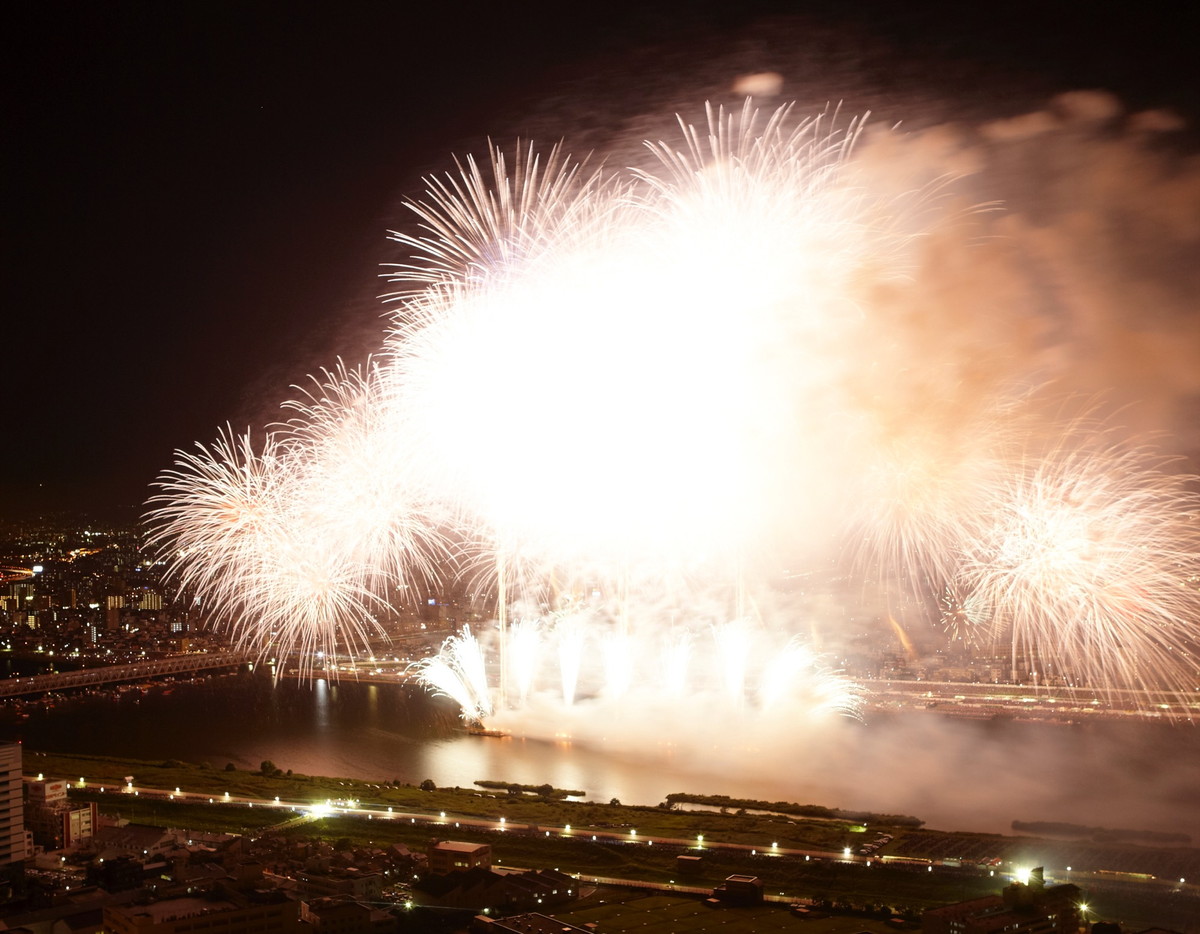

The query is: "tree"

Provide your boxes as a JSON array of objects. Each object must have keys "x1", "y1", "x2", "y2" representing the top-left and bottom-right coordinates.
[
  {"x1": 260, "y1": 760, "x2": 276, "y2": 776},
  {"x1": 224, "y1": 762, "x2": 236, "y2": 772},
  {"x1": 419, "y1": 779, "x2": 437, "y2": 792},
  {"x1": 536, "y1": 783, "x2": 554, "y2": 798},
  {"x1": 609, "y1": 798, "x2": 621, "y2": 807}
]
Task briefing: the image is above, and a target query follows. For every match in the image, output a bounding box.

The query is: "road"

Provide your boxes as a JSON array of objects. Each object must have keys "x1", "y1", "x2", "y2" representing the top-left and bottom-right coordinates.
[{"x1": 70, "y1": 779, "x2": 993, "y2": 872}]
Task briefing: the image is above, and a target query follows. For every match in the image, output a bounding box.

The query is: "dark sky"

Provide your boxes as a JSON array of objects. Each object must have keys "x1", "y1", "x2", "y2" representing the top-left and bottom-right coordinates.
[{"x1": 6, "y1": 1, "x2": 1197, "y2": 521}]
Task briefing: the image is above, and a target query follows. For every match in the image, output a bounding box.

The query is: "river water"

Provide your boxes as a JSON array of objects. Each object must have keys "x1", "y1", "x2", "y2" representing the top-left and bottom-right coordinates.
[{"x1": 5, "y1": 670, "x2": 1199, "y2": 841}]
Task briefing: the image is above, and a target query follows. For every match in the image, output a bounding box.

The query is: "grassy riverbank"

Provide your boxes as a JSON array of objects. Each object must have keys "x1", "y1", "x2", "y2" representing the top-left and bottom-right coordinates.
[{"x1": 26, "y1": 749, "x2": 891, "y2": 852}]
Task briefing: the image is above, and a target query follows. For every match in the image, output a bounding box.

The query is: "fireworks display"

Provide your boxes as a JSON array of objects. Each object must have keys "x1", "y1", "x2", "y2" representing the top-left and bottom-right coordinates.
[{"x1": 145, "y1": 98, "x2": 1200, "y2": 734}]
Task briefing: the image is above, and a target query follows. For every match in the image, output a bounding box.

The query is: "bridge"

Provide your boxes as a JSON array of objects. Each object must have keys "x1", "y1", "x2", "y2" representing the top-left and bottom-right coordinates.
[
  {"x1": 0, "y1": 566, "x2": 34, "y2": 586},
  {"x1": 0, "y1": 651, "x2": 257, "y2": 698}
]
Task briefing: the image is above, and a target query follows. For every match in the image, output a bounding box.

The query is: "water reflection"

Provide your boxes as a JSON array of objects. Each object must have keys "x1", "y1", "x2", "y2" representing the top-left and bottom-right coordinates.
[
  {"x1": 3, "y1": 670, "x2": 1198, "y2": 841},
  {"x1": 313, "y1": 678, "x2": 331, "y2": 732}
]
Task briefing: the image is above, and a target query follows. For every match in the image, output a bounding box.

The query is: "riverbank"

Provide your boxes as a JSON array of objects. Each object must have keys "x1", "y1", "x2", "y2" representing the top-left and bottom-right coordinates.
[
  {"x1": 30, "y1": 749, "x2": 1200, "y2": 883},
  {"x1": 34, "y1": 749, "x2": 1200, "y2": 932},
  {"x1": 29, "y1": 750, "x2": 897, "y2": 853}
]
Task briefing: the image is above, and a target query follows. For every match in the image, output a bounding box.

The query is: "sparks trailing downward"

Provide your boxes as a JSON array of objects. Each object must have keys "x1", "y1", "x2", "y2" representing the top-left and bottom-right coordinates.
[{"x1": 147, "y1": 100, "x2": 1200, "y2": 729}]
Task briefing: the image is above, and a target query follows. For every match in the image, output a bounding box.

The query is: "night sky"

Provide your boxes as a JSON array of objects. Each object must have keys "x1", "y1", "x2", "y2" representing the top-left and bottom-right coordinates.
[{"x1": 7, "y1": 1, "x2": 1197, "y2": 521}]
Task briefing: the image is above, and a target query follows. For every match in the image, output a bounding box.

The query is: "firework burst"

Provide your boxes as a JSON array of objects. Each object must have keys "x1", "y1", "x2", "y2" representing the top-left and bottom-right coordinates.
[
  {"x1": 145, "y1": 363, "x2": 451, "y2": 672},
  {"x1": 956, "y1": 431, "x2": 1200, "y2": 700},
  {"x1": 149, "y1": 99, "x2": 1200, "y2": 728},
  {"x1": 145, "y1": 426, "x2": 386, "y2": 669}
]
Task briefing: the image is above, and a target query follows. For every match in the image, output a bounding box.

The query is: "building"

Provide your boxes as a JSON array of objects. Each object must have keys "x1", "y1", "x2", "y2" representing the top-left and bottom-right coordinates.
[
  {"x1": 90, "y1": 855, "x2": 146, "y2": 893},
  {"x1": 300, "y1": 897, "x2": 397, "y2": 933},
  {"x1": 24, "y1": 776, "x2": 99, "y2": 850},
  {"x1": 711, "y1": 874, "x2": 764, "y2": 906},
  {"x1": 102, "y1": 884, "x2": 304, "y2": 934},
  {"x1": 923, "y1": 868, "x2": 1081, "y2": 934},
  {"x1": 427, "y1": 840, "x2": 492, "y2": 874},
  {"x1": 471, "y1": 912, "x2": 591, "y2": 933},
  {"x1": 292, "y1": 868, "x2": 384, "y2": 901},
  {"x1": 676, "y1": 854, "x2": 703, "y2": 875},
  {"x1": 0, "y1": 742, "x2": 27, "y2": 903},
  {"x1": 418, "y1": 867, "x2": 576, "y2": 913},
  {"x1": 92, "y1": 821, "x2": 175, "y2": 860}
]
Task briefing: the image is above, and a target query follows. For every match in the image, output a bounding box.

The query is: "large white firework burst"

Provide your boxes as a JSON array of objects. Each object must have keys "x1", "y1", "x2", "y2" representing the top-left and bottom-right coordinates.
[
  {"x1": 147, "y1": 99, "x2": 1200, "y2": 728},
  {"x1": 956, "y1": 430, "x2": 1200, "y2": 700}
]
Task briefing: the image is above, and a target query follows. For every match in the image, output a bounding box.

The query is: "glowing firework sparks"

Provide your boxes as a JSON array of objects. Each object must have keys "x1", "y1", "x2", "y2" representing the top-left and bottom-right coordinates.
[
  {"x1": 384, "y1": 141, "x2": 624, "y2": 292},
  {"x1": 275, "y1": 360, "x2": 450, "y2": 595},
  {"x1": 145, "y1": 426, "x2": 388, "y2": 670},
  {"x1": 556, "y1": 618, "x2": 586, "y2": 707},
  {"x1": 146, "y1": 364, "x2": 450, "y2": 673},
  {"x1": 602, "y1": 631, "x2": 634, "y2": 700},
  {"x1": 145, "y1": 426, "x2": 286, "y2": 607},
  {"x1": 711, "y1": 621, "x2": 751, "y2": 707},
  {"x1": 661, "y1": 632, "x2": 693, "y2": 699},
  {"x1": 957, "y1": 432, "x2": 1200, "y2": 700},
  {"x1": 505, "y1": 618, "x2": 543, "y2": 706},
  {"x1": 383, "y1": 103, "x2": 916, "y2": 577},
  {"x1": 414, "y1": 614, "x2": 861, "y2": 730},
  {"x1": 411, "y1": 627, "x2": 493, "y2": 723}
]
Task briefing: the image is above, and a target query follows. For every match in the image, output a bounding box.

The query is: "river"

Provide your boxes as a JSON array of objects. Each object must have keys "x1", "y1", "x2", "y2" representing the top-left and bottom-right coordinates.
[{"x1": 5, "y1": 670, "x2": 1199, "y2": 841}]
